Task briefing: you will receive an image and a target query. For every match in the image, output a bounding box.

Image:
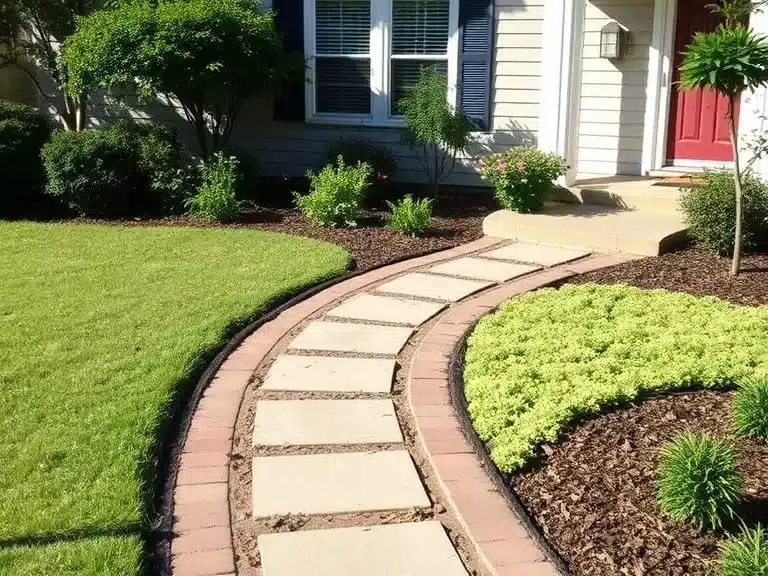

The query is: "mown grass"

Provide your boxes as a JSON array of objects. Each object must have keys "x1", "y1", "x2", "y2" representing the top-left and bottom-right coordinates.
[
  {"x1": 464, "y1": 284, "x2": 768, "y2": 472},
  {"x1": 0, "y1": 222, "x2": 350, "y2": 573}
]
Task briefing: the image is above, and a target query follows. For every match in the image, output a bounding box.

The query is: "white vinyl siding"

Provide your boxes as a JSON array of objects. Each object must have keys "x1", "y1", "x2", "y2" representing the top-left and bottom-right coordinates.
[{"x1": 576, "y1": 0, "x2": 655, "y2": 176}]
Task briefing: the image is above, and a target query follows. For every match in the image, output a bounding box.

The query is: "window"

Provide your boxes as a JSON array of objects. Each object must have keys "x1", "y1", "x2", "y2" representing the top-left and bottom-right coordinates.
[{"x1": 304, "y1": 0, "x2": 459, "y2": 125}]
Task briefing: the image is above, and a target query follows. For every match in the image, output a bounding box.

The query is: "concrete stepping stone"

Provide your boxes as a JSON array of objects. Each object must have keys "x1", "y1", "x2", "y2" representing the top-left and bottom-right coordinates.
[
  {"x1": 259, "y1": 521, "x2": 468, "y2": 576},
  {"x1": 375, "y1": 272, "x2": 493, "y2": 302},
  {"x1": 288, "y1": 321, "x2": 413, "y2": 355},
  {"x1": 261, "y1": 355, "x2": 395, "y2": 393},
  {"x1": 429, "y1": 256, "x2": 540, "y2": 282},
  {"x1": 482, "y1": 242, "x2": 590, "y2": 266},
  {"x1": 252, "y1": 451, "x2": 430, "y2": 517},
  {"x1": 252, "y1": 399, "x2": 403, "y2": 446},
  {"x1": 326, "y1": 293, "x2": 445, "y2": 326}
]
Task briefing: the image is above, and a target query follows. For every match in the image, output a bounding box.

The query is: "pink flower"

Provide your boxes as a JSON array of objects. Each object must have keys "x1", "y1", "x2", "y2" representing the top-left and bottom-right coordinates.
[{"x1": 376, "y1": 172, "x2": 389, "y2": 181}]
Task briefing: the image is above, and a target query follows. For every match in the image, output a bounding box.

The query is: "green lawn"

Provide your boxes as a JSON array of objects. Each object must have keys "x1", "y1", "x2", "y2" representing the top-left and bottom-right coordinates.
[
  {"x1": 0, "y1": 222, "x2": 350, "y2": 575},
  {"x1": 464, "y1": 284, "x2": 768, "y2": 473}
]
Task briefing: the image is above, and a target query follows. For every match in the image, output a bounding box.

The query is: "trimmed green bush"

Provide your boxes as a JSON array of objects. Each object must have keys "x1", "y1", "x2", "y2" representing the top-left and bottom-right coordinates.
[
  {"x1": 721, "y1": 525, "x2": 768, "y2": 576},
  {"x1": 186, "y1": 153, "x2": 240, "y2": 222},
  {"x1": 0, "y1": 100, "x2": 52, "y2": 215},
  {"x1": 478, "y1": 147, "x2": 567, "y2": 213},
  {"x1": 41, "y1": 122, "x2": 189, "y2": 218},
  {"x1": 680, "y1": 170, "x2": 768, "y2": 256},
  {"x1": 733, "y1": 380, "x2": 768, "y2": 440},
  {"x1": 385, "y1": 195, "x2": 433, "y2": 236},
  {"x1": 463, "y1": 284, "x2": 768, "y2": 472},
  {"x1": 656, "y1": 432, "x2": 741, "y2": 530},
  {"x1": 326, "y1": 138, "x2": 396, "y2": 185},
  {"x1": 296, "y1": 156, "x2": 372, "y2": 227}
]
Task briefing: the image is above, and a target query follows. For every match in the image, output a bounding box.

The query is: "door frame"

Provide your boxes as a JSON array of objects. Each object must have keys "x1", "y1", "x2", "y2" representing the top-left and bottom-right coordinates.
[{"x1": 641, "y1": 0, "x2": 764, "y2": 174}]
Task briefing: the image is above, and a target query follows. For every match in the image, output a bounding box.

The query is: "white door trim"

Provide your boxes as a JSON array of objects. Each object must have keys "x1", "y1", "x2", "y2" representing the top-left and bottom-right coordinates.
[
  {"x1": 539, "y1": 0, "x2": 584, "y2": 184},
  {"x1": 641, "y1": 0, "x2": 677, "y2": 175}
]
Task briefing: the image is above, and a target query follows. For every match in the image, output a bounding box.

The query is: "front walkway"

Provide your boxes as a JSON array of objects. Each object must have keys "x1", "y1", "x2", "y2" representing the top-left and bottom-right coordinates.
[{"x1": 170, "y1": 238, "x2": 638, "y2": 576}]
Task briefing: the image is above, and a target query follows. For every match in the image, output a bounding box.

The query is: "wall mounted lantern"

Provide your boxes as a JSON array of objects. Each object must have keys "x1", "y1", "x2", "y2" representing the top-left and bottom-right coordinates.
[{"x1": 600, "y1": 21, "x2": 626, "y2": 59}]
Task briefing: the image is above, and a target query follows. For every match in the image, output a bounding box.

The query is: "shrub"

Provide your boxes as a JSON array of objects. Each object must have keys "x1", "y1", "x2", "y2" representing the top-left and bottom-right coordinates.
[
  {"x1": 62, "y1": 0, "x2": 293, "y2": 157},
  {"x1": 385, "y1": 195, "x2": 433, "y2": 236},
  {"x1": 721, "y1": 525, "x2": 768, "y2": 576},
  {"x1": 463, "y1": 284, "x2": 768, "y2": 472},
  {"x1": 325, "y1": 138, "x2": 397, "y2": 185},
  {"x1": 296, "y1": 156, "x2": 372, "y2": 227},
  {"x1": 399, "y1": 67, "x2": 474, "y2": 198},
  {"x1": 733, "y1": 380, "x2": 768, "y2": 439},
  {"x1": 42, "y1": 122, "x2": 189, "y2": 217},
  {"x1": 478, "y1": 147, "x2": 567, "y2": 213},
  {"x1": 0, "y1": 100, "x2": 52, "y2": 215},
  {"x1": 680, "y1": 170, "x2": 768, "y2": 256},
  {"x1": 656, "y1": 431, "x2": 741, "y2": 530},
  {"x1": 186, "y1": 153, "x2": 241, "y2": 222}
]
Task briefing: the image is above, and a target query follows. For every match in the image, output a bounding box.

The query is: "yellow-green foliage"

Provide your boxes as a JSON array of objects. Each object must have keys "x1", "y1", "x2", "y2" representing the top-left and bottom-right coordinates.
[{"x1": 464, "y1": 284, "x2": 768, "y2": 472}]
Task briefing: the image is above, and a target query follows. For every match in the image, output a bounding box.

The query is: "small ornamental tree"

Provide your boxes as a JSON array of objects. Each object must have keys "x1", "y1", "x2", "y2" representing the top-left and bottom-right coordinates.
[
  {"x1": 62, "y1": 0, "x2": 292, "y2": 158},
  {"x1": 399, "y1": 67, "x2": 474, "y2": 199},
  {"x1": 679, "y1": 19, "x2": 768, "y2": 275}
]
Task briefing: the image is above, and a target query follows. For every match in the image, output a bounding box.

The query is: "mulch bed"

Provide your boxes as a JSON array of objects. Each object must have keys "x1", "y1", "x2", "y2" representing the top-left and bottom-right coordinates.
[
  {"x1": 509, "y1": 390, "x2": 768, "y2": 576},
  {"x1": 504, "y1": 248, "x2": 768, "y2": 575},
  {"x1": 570, "y1": 247, "x2": 768, "y2": 306},
  {"x1": 70, "y1": 193, "x2": 495, "y2": 272}
]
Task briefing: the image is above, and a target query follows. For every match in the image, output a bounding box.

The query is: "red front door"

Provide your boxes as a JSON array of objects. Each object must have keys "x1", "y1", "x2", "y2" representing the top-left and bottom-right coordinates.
[{"x1": 666, "y1": 0, "x2": 737, "y2": 162}]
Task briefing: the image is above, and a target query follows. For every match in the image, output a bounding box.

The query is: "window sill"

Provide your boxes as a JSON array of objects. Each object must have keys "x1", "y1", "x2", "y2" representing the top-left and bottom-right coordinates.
[{"x1": 305, "y1": 115, "x2": 405, "y2": 129}]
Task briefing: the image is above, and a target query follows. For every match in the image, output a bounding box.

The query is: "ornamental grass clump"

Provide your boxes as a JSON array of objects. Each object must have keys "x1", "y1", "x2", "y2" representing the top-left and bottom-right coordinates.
[
  {"x1": 733, "y1": 380, "x2": 768, "y2": 440},
  {"x1": 296, "y1": 156, "x2": 372, "y2": 227},
  {"x1": 721, "y1": 525, "x2": 768, "y2": 576},
  {"x1": 656, "y1": 432, "x2": 741, "y2": 531},
  {"x1": 478, "y1": 147, "x2": 567, "y2": 213},
  {"x1": 385, "y1": 195, "x2": 433, "y2": 236}
]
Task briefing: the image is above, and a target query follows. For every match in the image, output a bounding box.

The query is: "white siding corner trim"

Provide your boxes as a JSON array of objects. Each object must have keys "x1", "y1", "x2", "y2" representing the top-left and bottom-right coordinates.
[{"x1": 539, "y1": 0, "x2": 584, "y2": 183}]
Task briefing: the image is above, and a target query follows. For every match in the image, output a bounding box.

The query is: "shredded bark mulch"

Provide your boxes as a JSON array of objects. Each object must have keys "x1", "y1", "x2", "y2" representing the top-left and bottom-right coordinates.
[
  {"x1": 570, "y1": 247, "x2": 768, "y2": 307},
  {"x1": 510, "y1": 390, "x2": 768, "y2": 576}
]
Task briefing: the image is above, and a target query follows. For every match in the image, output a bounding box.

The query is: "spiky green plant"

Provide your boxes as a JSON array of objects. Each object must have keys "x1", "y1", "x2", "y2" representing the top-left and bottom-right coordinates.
[
  {"x1": 385, "y1": 195, "x2": 433, "y2": 236},
  {"x1": 656, "y1": 432, "x2": 741, "y2": 530},
  {"x1": 721, "y1": 525, "x2": 768, "y2": 576},
  {"x1": 733, "y1": 380, "x2": 768, "y2": 440}
]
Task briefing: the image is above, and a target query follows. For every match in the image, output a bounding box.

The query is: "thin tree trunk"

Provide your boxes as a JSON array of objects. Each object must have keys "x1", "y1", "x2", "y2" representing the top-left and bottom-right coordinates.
[{"x1": 728, "y1": 94, "x2": 743, "y2": 277}]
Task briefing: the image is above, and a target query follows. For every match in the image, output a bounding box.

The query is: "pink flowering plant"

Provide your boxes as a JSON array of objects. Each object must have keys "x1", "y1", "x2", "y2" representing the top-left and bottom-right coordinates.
[{"x1": 478, "y1": 147, "x2": 567, "y2": 213}]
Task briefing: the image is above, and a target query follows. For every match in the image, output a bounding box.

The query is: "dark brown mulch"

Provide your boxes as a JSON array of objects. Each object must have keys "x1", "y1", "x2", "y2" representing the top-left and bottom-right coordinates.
[
  {"x1": 510, "y1": 390, "x2": 768, "y2": 576},
  {"x1": 570, "y1": 247, "x2": 768, "y2": 306},
  {"x1": 71, "y1": 193, "x2": 495, "y2": 272}
]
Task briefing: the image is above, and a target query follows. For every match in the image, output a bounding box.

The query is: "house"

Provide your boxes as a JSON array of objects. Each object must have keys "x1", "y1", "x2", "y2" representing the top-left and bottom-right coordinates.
[{"x1": 226, "y1": 0, "x2": 768, "y2": 186}]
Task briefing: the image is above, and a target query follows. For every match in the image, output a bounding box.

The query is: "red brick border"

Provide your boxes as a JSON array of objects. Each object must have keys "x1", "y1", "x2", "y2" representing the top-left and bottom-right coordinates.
[
  {"x1": 169, "y1": 237, "x2": 504, "y2": 576},
  {"x1": 407, "y1": 253, "x2": 641, "y2": 576}
]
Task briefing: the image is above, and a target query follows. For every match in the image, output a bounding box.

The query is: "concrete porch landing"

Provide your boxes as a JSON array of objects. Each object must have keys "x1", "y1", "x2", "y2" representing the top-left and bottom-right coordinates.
[{"x1": 483, "y1": 203, "x2": 687, "y2": 256}]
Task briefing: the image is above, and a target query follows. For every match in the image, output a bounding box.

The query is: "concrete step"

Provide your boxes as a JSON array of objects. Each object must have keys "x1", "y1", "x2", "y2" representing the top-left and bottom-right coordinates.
[
  {"x1": 483, "y1": 204, "x2": 688, "y2": 257},
  {"x1": 553, "y1": 177, "x2": 685, "y2": 214}
]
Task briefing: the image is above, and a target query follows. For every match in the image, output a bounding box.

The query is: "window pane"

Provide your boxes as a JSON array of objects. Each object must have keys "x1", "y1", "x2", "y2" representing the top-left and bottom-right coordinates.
[
  {"x1": 391, "y1": 60, "x2": 447, "y2": 115},
  {"x1": 316, "y1": 0, "x2": 371, "y2": 54},
  {"x1": 316, "y1": 58, "x2": 371, "y2": 114},
  {"x1": 392, "y1": 0, "x2": 449, "y2": 55}
]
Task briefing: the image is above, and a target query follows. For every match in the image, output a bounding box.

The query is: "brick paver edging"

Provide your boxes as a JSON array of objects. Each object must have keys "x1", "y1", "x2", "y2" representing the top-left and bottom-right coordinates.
[
  {"x1": 168, "y1": 236, "x2": 503, "y2": 576},
  {"x1": 407, "y1": 253, "x2": 641, "y2": 576}
]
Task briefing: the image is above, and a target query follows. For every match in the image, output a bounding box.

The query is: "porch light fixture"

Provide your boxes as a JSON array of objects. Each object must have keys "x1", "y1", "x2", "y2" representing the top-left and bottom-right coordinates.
[{"x1": 600, "y1": 21, "x2": 625, "y2": 59}]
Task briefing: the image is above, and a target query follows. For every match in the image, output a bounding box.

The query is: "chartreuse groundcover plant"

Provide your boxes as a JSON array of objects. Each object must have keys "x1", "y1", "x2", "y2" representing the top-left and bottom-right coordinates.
[
  {"x1": 0, "y1": 223, "x2": 350, "y2": 575},
  {"x1": 464, "y1": 284, "x2": 768, "y2": 472}
]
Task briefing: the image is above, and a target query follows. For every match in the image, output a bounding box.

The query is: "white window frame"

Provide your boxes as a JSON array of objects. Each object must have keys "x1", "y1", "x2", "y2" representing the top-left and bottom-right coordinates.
[{"x1": 304, "y1": 0, "x2": 459, "y2": 126}]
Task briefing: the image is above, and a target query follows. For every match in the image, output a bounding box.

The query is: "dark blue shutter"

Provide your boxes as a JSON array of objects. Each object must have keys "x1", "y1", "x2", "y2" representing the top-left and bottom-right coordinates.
[
  {"x1": 458, "y1": 0, "x2": 493, "y2": 131},
  {"x1": 273, "y1": 0, "x2": 305, "y2": 121}
]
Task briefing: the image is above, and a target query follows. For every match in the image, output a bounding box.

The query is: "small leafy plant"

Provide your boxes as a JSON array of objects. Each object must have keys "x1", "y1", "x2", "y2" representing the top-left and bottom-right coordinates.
[
  {"x1": 478, "y1": 147, "x2": 567, "y2": 213},
  {"x1": 385, "y1": 195, "x2": 433, "y2": 236},
  {"x1": 656, "y1": 431, "x2": 741, "y2": 531},
  {"x1": 679, "y1": 170, "x2": 768, "y2": 256},
  {"x1": 733, "y1": 380, "x2": 768, "y2": 440},
  {"x1": 295, "y1": 156, "x2": 372, "y2": 227},
  {"x1": 186, "y1": 153, "x2": 241, "y2": 222},
  {"x1": 399, "y1": 67, "x2": 474, "y2": 199},
  {"x1": 721, "y1": 525, "x2": 768, "y2": 576}
]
